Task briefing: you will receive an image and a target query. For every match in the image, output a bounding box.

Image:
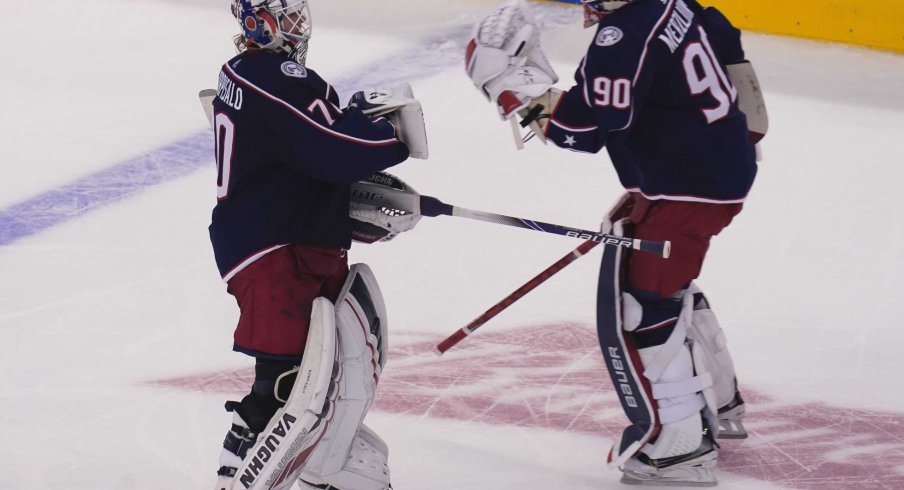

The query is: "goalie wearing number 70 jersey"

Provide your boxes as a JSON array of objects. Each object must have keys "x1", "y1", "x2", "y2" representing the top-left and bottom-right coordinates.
[
  {"x1": 206, "y1": 2, "x2": 429, "y2": 490},
  {"x1": 210, "y1": 52, "x2": 417, "y2": 280},
  {"x1": 467, "y1": 0, "x2": 768, "y2": 487}
]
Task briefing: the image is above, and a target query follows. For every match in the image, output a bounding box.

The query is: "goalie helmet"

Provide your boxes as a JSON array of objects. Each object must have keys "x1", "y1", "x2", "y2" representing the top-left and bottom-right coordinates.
[
  {"x1": 231, "y1": 0, "x2": 312, "y2": 65},
  {"x1": 581, "y1": 0, "x2": 632, "y2": 27}
]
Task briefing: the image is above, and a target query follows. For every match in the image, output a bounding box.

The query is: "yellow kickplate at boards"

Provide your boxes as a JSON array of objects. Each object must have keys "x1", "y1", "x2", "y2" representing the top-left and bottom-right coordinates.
[{"x1": 703, "y1": 0, "x2": 904, "y2": 53}]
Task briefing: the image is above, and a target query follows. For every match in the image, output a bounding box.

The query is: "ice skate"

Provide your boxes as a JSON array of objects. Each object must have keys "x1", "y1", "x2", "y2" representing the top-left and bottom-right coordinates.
[
  {"x1": 620, "y1": 418, "x2": 719, "y2": 487},
  {"x1": 214, "y1": 401, "x2": 260, "y2": 490}
]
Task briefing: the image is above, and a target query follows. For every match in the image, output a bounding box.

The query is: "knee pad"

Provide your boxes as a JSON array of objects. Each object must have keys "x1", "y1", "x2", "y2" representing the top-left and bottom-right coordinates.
[
  {"x1": 624, "y1": 293, "x2": 719, "y2": 459},
  {"x1": 300, "y1": 264, "x2": 391, "y2": 490}
]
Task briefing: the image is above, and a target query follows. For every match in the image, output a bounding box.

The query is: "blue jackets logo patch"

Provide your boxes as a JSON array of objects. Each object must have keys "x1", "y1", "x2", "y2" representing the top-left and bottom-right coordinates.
[
  {"x1": 596, "y1": 26, "x2": 624, "y2": 47},
  {"x1": 281, "y1": 61, "x2": 308, "y2": 78}
]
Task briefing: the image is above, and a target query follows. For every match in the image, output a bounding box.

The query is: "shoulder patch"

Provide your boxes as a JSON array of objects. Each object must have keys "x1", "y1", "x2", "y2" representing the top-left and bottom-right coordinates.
[
  {"x1": 596, "y1": 26, "x2": 624, "y2": 47},
  {"x1": 281, "y1": 61, "x2": 308, "y2": 79}
]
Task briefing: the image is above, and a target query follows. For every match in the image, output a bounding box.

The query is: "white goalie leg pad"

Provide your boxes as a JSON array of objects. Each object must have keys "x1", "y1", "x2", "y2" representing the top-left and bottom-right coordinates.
[
  {"x1": 230, "y1": 298, "x2": 341, "y2": 490},
  {"x1": 683, "y1": 283, "x2": 738, "y2": 411},
  {"x1": 683, "y1": 283, "x2": 747, "y2": 438},
  {"x1": 299, "y1": 424, "x2": 390, "y2": 490},
  {"x1": 299, "y1": 264, "x2": 391, "y2": 490},
  {"x1": 622, "y1": 293, "x2": 719, "y2": 460}
]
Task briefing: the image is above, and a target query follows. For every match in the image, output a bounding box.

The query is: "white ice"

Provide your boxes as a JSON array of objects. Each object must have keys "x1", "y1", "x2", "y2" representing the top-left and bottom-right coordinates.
[{"x1": 1, "y1": 0, "x2": 903, "y2": 489}]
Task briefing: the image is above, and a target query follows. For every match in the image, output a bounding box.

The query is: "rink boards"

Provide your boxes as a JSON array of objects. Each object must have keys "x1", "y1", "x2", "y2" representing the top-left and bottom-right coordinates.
[{"x1": 544, "y1": 0, "x2": 904, "y2": 52}]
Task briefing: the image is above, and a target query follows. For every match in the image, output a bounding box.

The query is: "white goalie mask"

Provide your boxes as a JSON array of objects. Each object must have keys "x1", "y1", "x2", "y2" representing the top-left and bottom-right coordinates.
[
  {"x1": 232, "y1": 0, "x2": 312, "y2": 64},
  {"x1": 581, "y1": 0, "x2": 632, "y2": 27}
]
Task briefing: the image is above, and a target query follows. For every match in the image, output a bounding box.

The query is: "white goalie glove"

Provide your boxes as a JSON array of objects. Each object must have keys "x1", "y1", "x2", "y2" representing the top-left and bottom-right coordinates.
[
  {"x1": 348, "y1": 83, "x2": 429, "y2": 159},
  {"x1": 349, "y1": 172, "x2": 422, "y2": 244},
  {"x1": 465, "y1": 0, "x2": 560, "y2": 147}
]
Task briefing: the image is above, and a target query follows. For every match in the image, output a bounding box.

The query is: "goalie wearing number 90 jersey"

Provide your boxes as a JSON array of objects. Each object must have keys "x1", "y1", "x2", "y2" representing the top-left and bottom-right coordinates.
[
  {"x1": 209, "y1": 49, "x2": 410, "y2": 281},
  {"x1": 547, "y1": 0, "x2": 756, "y2": 203}
]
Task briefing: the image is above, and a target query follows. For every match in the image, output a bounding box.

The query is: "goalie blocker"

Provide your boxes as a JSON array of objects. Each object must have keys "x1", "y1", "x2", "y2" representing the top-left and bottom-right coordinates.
[{"x1": 349, "y1": 83, "x2": 429, "y2": 160}]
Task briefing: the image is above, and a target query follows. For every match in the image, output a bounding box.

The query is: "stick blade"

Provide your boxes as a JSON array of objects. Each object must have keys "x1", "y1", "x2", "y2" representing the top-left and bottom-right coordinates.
[
  {"x1": 198, "y1": 89, "x2": 216, "y2": 127},
  {"x1": 509, "y1": 118, "x2": 525, "y2": 150}
]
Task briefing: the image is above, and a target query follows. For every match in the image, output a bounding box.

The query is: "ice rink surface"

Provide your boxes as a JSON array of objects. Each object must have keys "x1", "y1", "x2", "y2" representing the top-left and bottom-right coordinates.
[{"x1": 1, "y1": 0, "x2": 903, "y2": 488}]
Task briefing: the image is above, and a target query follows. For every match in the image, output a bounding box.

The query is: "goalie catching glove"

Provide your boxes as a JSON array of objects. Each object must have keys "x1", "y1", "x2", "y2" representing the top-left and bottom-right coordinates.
[
  {"x1": 465, "y1": 0, "x2": 561, "y2": 145},
  {"x1": 348, "y1": 83, "x2": 429, "y2": 159},
  {"x1": 349, "y1": 172, "x2": 422, "y2": 244}
]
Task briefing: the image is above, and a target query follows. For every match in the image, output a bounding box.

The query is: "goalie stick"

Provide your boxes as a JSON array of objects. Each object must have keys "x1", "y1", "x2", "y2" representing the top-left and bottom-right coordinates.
[
  {"x1": 434, "y1": 239, "x2": 599, "y2": 355},
  {"x1": 418, "y1": 196, "x2": 670, "y2": 258},
  {"x1": 351, "y1": 174, "x2": 670, "y2": 258},
  {"x1": 199, "y1": 89, "x2": 216, "y2": 127}
]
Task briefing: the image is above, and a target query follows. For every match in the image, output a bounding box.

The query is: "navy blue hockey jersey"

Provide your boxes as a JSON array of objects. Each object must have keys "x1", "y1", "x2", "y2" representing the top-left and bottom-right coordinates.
[
  {"x1": 546, "y1": 0, "x2": 757, "y2": 203},
  {"x1": 209, "y1": 50, "x2": 409, "y2": 280}
]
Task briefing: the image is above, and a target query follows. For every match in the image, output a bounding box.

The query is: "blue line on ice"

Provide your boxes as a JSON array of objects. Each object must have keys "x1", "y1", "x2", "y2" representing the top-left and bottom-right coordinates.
[{"x1": 0, "y1": 5, "x2": 578, "y2": 247}]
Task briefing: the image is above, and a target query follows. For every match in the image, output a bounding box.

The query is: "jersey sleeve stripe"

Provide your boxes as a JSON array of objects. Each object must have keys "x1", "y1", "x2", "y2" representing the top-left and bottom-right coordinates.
[
  {"x1": 549, "y1": 119, "x2": 599, "y2": 132},
  {"x1": 223, "y1": 64, "x2": 400, "y2": 147}
]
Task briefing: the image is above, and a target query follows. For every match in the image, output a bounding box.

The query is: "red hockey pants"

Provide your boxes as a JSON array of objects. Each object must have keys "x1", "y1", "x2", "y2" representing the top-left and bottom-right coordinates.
[
  {"x1": 626, "y1": 195, "x2": 743, "y2": 298},
  {"x1": 226, "y1": 244, "x2": 349, "y2": 360}
]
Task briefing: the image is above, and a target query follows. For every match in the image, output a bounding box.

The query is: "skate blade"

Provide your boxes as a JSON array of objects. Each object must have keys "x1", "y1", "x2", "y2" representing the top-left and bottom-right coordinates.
[
  {"x1": 620, "y1": 450, "x2": 718, "y2": 487},
  {"x1": 717, "y1": 405, "x2": 748, "y2": 439},
  {"x1": 717, "y1": 417, "x2": 748, "y2": 438},
  {"x1": 620, "y1": 473, "x2": 717, "y2": 487}
]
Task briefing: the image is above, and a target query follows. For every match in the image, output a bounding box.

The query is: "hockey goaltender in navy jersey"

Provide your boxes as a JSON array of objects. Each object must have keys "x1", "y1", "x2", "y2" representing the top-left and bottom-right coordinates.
[
  {"x1": 209, "y1": 50, "x2": 409, "y2": 280},
  {"x1": 546, "y1": 0, "x2": 757, "y2": 203},
  {"x1": 466, "y1": 0, "x2": 767, "y2": 485}
]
